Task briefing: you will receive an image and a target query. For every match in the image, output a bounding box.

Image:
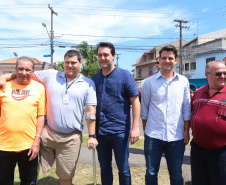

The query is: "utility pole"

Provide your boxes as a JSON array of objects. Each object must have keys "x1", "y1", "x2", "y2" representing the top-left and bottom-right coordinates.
[
  {"x1": 48, "y1": 4, "x2": 58, "y2": 69},
  {"x1": 116, "y1": 54, "x2": 121, "y2": 66},
  {"x1": 174, "y1": 19, "x2": 189, "y2": 75}
]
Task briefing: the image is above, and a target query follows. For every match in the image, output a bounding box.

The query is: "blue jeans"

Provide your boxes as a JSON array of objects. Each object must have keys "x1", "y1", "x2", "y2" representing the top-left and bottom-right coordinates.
[
  {"x1": 96, "y1": 132, "x2": 131, "y2": 185},
  {"x1": 144, "y1": 135, "x2": 185, "y2": 185}
]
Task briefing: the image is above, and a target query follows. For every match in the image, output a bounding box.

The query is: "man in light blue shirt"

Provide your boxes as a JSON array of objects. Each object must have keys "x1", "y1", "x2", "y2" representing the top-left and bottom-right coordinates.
[{"x1": 141, "y1": 44, "x2": 191, "y2": 185}]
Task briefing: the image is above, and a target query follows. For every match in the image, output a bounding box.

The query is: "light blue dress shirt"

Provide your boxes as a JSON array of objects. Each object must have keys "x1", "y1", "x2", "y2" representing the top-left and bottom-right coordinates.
[{"x1": 141, "y1": 71, "x2": 191, "y2": 141}]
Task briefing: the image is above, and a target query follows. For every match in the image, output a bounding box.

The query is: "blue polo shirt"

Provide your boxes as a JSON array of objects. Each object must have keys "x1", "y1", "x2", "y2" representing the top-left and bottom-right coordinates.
[
  {"x1": 35, "y1": 70, "x2": 97, "y2": 133},
  {"x1": 92, "y1": 66, "x2": 138, "y2": 135}
]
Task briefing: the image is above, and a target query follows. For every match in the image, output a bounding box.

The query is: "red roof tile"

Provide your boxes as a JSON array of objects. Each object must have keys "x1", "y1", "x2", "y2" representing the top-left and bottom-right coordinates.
[{"x1": 0, "y1": 58, "x2": 43, "y2": 64}]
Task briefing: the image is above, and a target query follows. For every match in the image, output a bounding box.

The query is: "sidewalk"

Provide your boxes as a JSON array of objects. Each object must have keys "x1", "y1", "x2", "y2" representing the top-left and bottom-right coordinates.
[{"x1": 78, "y1": 144, "x2": 191, "y2": 184}]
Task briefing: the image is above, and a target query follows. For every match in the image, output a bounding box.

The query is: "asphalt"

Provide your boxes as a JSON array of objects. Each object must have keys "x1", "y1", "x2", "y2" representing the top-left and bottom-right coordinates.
[{"x1": 79, "y1": 117, "x2": 192, "y2": 184}]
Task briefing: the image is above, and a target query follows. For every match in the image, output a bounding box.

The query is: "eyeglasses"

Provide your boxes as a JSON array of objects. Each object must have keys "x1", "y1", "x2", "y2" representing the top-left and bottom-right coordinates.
[
  {"x1": 155, "y1": 62, "x2": 159, "y2": 64},
  {"x1": 207, "y1": 72, "x2": 226, "y2": 77}
]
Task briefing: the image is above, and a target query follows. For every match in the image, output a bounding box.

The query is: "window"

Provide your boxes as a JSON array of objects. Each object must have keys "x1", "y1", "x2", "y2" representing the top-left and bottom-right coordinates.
[
  {"x1": 138, "y1": 69, "x2": 142, "y2": 78},
  {"x1": 190, "y1": 62, "x2": 196, "y2": 70},
  {"x1": 206, "y1": 57, "x2": 215, "y2": 63},
  {"x1": 185, "y1": 63, "x2": 189, "y2": 71}
]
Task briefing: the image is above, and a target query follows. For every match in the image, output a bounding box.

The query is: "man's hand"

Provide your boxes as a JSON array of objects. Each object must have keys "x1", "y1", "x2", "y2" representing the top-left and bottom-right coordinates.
[
  {"x1": 184, "y1": 130, "x2": 190, "y2": 145},
  {"x1": 129, "y1": 126, "x2": 139, "y2": 145},
  {"x1": 0, "y1": 73, "x2": 17, "y2": 92},
  {"x1": 28, "y1": 138, "x2": 41, "y2": 161},
  {"x1": 184, "y1": 120, "x2": 190, "y2": 145},
  {"x1": 87, "y1": 137, "x2": 98, "y2": 150},
  {"x1": 0, "y1": 75, "x2": 8, "y2": 92}
]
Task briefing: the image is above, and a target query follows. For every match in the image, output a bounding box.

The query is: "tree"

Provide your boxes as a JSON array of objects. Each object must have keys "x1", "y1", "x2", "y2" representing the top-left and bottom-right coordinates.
[
  {"x1": 77, "y1": 41, "x2": 101, "y2": 78},
  {"x1": 53, "y1": 41, "x2": 101, "y2": 78},
  {"x1": 53, "y1": 61, "x2": 64, "y2": 72}
]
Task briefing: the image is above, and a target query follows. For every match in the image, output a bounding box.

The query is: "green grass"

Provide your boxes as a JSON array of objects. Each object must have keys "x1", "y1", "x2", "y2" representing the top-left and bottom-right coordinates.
[
  {"x1": 14, "y1": 164, "x2": 170, "y2": 185},
  {"x1": 14, "y1": 135, "x2": 190, "y2": 184}
]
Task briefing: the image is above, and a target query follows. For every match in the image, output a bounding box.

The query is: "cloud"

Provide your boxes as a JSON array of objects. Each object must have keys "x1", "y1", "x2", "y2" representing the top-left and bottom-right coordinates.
[{"x1": 0, "y1": 0, "x2": 193, "y2": 67}]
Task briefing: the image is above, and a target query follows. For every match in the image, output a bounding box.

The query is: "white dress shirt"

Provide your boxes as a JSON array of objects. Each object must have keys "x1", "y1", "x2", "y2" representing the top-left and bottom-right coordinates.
[{"x1": 141, "y1": 71, "x2": 191, "y2": 142}]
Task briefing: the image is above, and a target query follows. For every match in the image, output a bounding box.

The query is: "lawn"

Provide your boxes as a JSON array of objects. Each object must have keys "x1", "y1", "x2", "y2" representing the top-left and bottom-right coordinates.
[
  {"x1": 14, "y1": 164, "x2": 170, "y2": 185},
  {"x1": 13, "y1": 135, "x2": 172, "y2": 185}
]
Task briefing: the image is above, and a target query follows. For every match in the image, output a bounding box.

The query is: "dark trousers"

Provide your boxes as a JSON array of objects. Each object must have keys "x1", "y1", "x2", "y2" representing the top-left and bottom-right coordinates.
[
  {"x1": 0, "y1": 149, "x2": 39, "y2": 185},
  {"x1": 191, "y1": 140, "x2": 226, "y2": 185},
  {"x1": 96, "y1": 132, "x2": 131, "y2": 185}
]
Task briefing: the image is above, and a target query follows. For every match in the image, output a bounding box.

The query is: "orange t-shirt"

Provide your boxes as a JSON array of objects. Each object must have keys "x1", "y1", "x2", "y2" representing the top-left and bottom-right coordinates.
[{"x1": 0, "y1": 80, "x2": 46, "y2": 151}]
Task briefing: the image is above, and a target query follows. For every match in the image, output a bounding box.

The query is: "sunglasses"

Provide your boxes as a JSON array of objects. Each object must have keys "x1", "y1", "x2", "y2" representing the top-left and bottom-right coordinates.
[
  {"x1": 155, "y1": 62, "x2": 159, "y2": 64},
  {"x1": 208, "y1": 72, "x2": 226, "y2": 77}
]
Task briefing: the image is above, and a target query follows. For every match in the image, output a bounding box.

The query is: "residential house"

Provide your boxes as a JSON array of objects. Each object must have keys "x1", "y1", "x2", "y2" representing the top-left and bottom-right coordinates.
[
  {"x1": 0, "y1": 58, "x2": 49, "y2": 75},
  {"x1": 182, "y1": 29, "x2": 226, "y2": 87},
  {"x1": 132, "y1": 40, "x2": 187, "y2": 87}
]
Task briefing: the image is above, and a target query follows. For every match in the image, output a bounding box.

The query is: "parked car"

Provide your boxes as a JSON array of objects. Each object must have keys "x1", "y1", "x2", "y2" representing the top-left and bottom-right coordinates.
[{"x1": 190, "y1": 83, "x2": 196, "y2": 98}]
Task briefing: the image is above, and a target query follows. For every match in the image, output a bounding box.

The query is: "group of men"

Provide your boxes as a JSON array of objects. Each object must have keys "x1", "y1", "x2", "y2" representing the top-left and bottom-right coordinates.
[
  {"x1": 0, "y1": 42, "x2": 140, "y2": 185},
  {"x1": 0, "y1": 42, "x2": 225, "y2": 185}
]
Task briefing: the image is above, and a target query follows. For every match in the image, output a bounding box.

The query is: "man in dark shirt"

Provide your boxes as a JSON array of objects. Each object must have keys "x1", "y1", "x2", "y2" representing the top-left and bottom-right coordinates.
[{"x1": 92, "y1": 42, "x2": 140, "y2": 185}]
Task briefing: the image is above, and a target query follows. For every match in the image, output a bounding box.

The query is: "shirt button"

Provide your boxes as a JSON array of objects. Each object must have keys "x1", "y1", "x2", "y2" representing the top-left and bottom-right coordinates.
[{"x1": 102, "y1": 93, "x2": 104, "y2": 96}]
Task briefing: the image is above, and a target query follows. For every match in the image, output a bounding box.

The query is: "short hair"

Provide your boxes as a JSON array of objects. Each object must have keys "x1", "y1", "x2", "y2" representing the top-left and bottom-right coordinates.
[
  {"x1": 159, "y1": 44, "x2": 178, "y2": 59},
  {"x1": 205, "y1": 60, "x2": 225, "y2": 73},
  {"x1": 97, "y1": 42, "x2": 115, "y2": 56},
  {"x1": 16, "y1": 56, "x2": 35, "y2": 70},
  {"x1": 64, "y1": 50, "x2": 81, "y2": 61},
  {"x1": 223, "y1": 57, "x2": 226, "y2": 61}
]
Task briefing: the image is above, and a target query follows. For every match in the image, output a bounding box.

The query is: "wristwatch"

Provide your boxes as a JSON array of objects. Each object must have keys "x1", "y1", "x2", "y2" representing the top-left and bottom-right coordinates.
[{"x1": 89, "y1": 134, "x2": 96, "y2": 138}]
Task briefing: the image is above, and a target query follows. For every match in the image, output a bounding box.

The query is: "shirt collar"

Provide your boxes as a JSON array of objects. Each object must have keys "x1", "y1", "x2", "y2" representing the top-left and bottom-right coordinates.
[
  {"x1": 204, "y1": 84, "x2": 226, "y2": 93},
  {"x1": 57, "y1": 71, "x2": 84, "y2": 82},
  {"x1": 100, "y1": 65, "x2": 118, "y2": 77},
  {"x1": 156, "y1": 70, "x2": 179, "y2": 80}
]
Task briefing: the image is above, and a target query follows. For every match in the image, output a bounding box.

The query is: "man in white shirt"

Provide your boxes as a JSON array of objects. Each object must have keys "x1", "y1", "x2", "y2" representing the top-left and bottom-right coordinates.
[{"x1": 141, "y1": 44, "x2": 191, "y2": 185}]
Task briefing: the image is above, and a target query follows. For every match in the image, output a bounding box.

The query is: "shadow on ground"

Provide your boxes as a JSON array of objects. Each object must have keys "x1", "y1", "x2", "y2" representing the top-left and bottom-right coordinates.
[
  {"x1": 183, "y1": 155, "x2": 190, "y2": 165},
  {"x1": 185, "y1": 181, "x2": 192, "y2": 185},
  {"x1": 37, "y1": 176, "x2": 60, "y2": 185},
  {"x1": 130, "y1": 148, "x2": 144, "y2": 155},
  {"x1": 129, "y1": 148, "x2": 191, "y2": 165}
]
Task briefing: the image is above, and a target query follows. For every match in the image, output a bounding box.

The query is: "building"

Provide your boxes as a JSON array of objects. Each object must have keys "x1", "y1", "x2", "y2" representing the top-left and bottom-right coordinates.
[
  {"x1": 0, "y1": 58, "x2": 49, "y2": 75},
  {"x1": 182, "y1": 29, "x2": 226, "y2": 87},
  {"x1": 132, "y1": 40, "x2": 187, "y2": 87}
]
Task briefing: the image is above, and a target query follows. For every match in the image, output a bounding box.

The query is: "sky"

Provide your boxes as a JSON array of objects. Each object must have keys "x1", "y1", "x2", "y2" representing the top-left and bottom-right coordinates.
[{"x1": 0, "y1": 0, "x2": 226, "y2": 72}]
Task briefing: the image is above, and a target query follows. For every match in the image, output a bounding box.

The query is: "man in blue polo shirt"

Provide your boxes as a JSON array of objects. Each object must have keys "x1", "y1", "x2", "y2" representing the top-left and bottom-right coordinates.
[{"x1": 92, "y1": 42, "x2": 140, "y2": 185}]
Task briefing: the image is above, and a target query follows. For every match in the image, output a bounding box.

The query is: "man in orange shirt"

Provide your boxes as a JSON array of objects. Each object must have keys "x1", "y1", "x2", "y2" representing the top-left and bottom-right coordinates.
[{"x1": 0, "y1": 56, "x2": 46, "y2": 185}]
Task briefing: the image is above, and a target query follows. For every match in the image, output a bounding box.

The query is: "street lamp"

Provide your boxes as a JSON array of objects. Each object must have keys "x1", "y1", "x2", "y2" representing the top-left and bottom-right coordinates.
[
  {"x1": 42, "y1": 22, "x2": 54, "y2": 69},
  {"x1": 42, "y1": 23, "x2": 50, "y2": 39}
]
